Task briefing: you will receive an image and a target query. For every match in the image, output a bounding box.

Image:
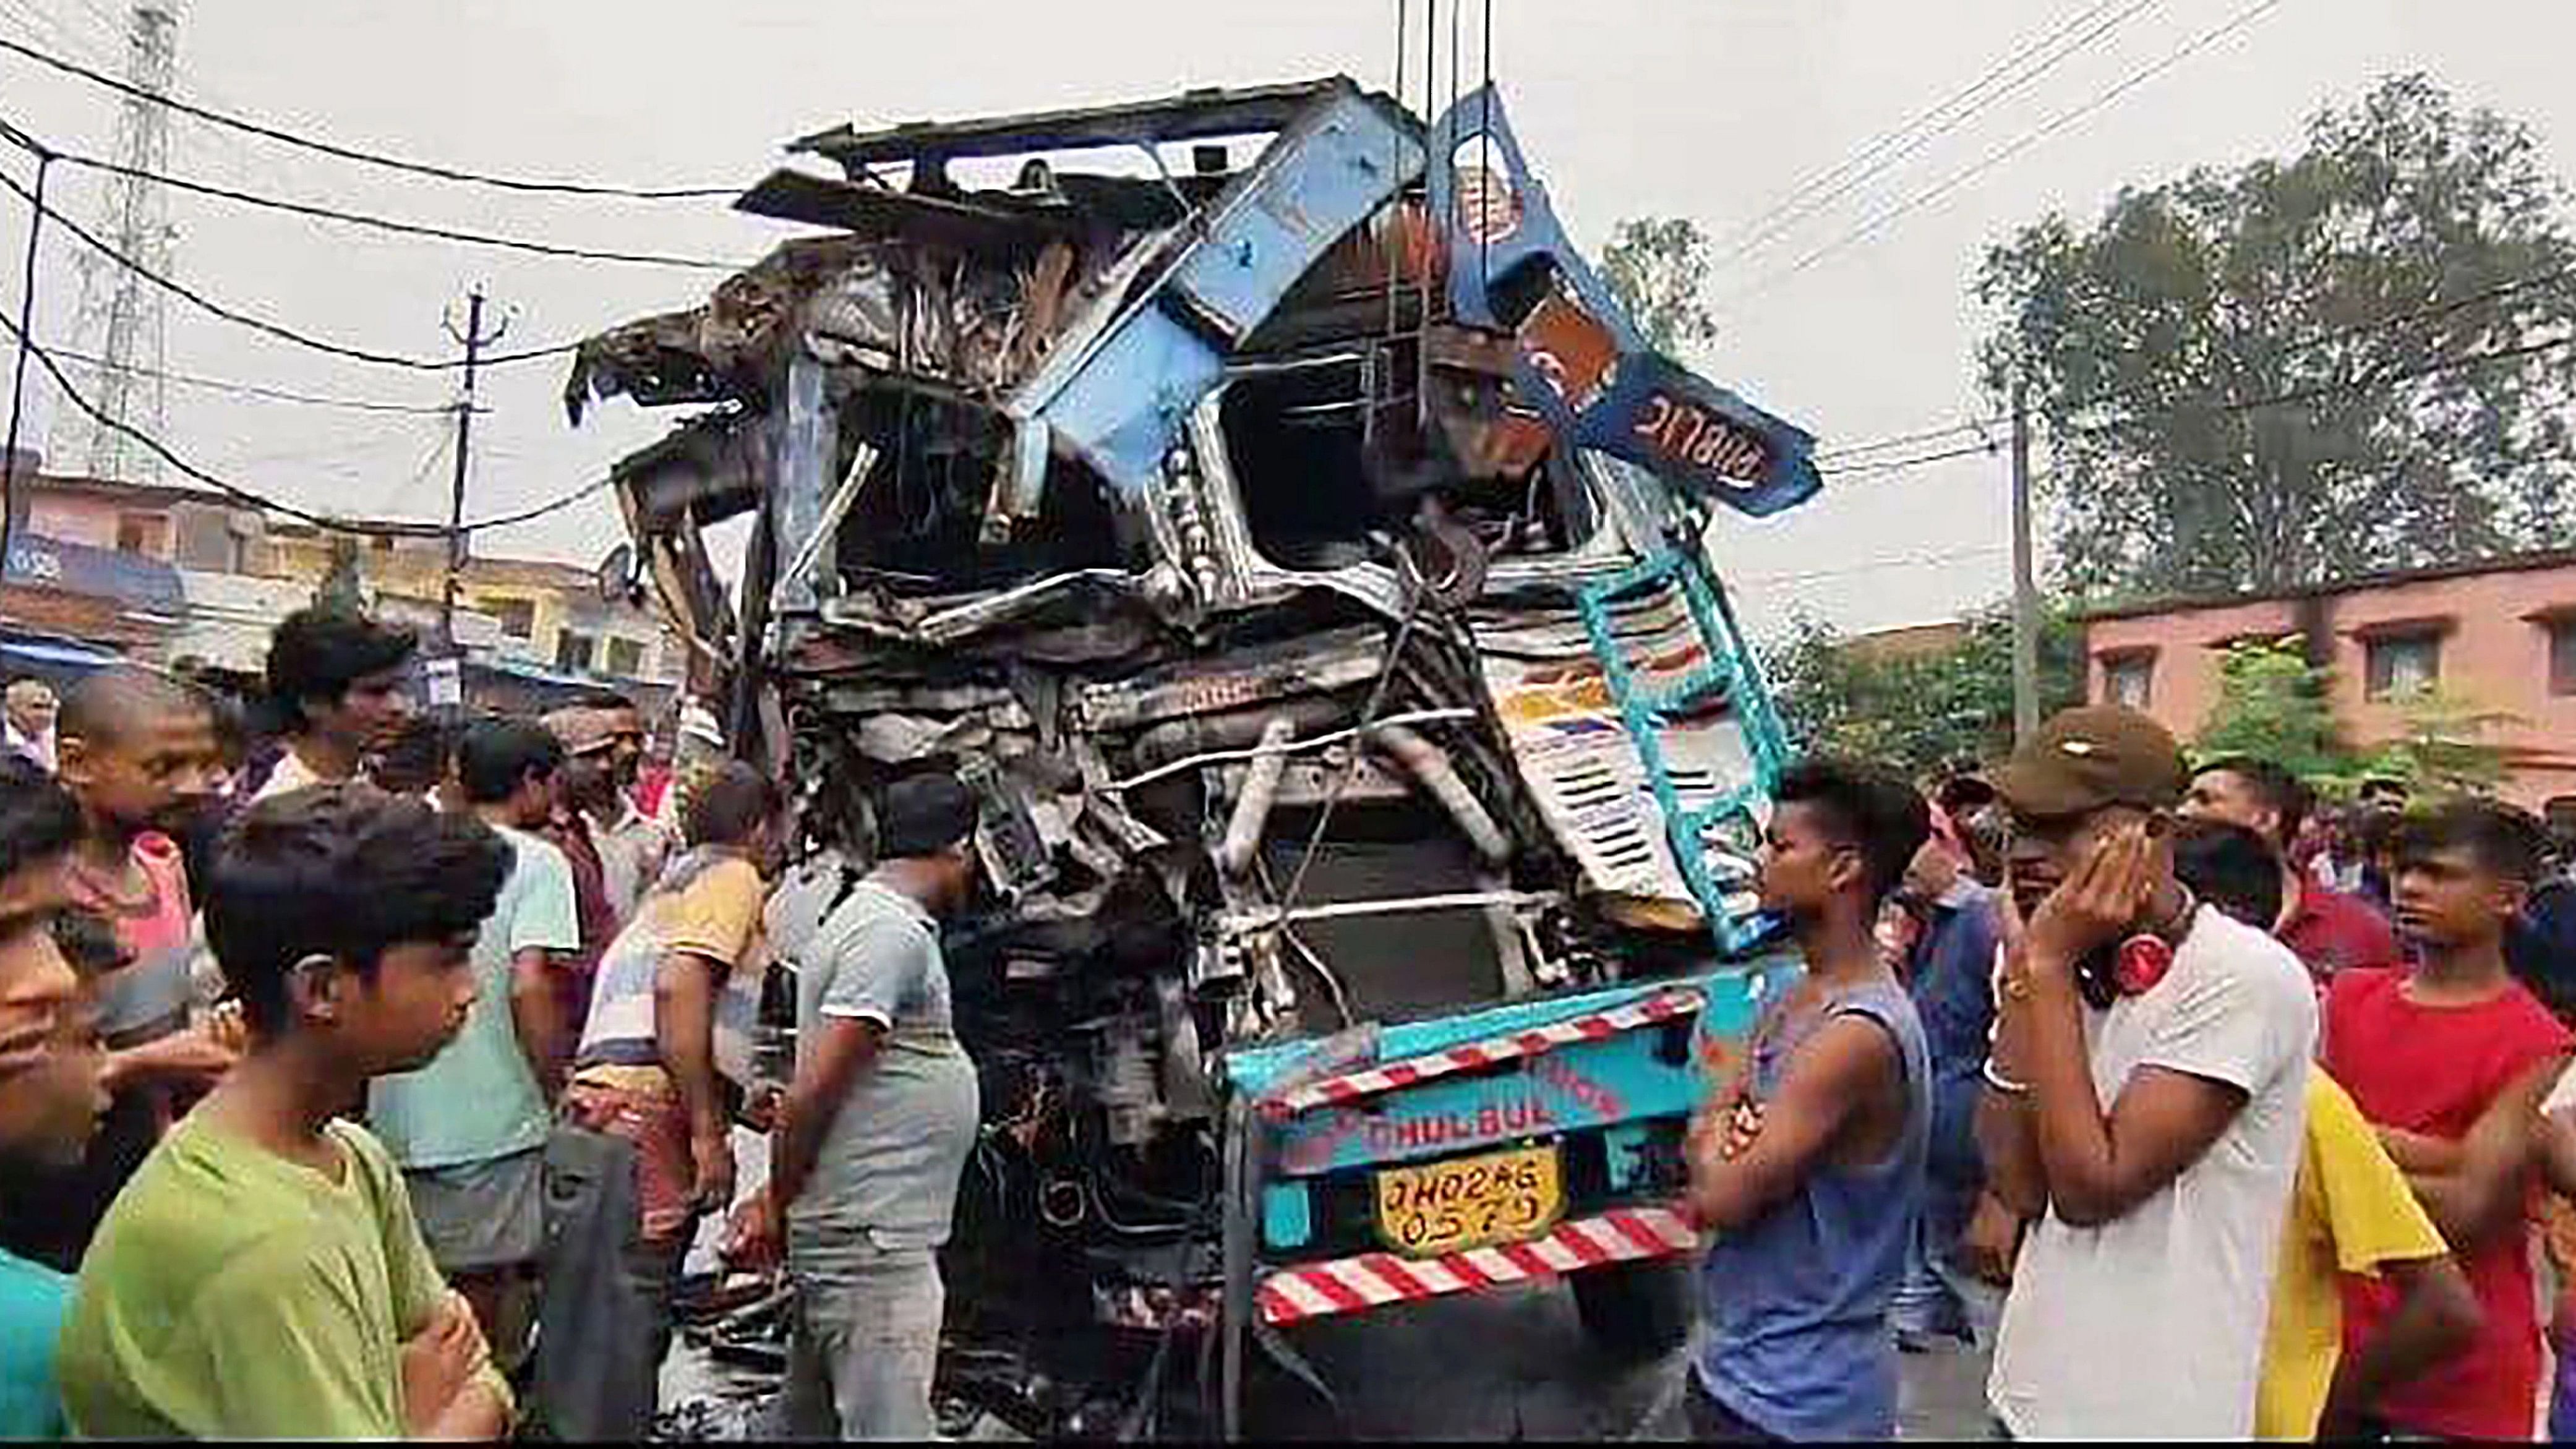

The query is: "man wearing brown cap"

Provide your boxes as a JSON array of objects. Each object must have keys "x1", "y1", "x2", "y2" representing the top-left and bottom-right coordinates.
[
  {"x1": 1975, "y1": 706, "x2": 2316, "y2": 1439},
  {"x1": 538, "y1": 708, "x2": 619, "y2": 1041}
]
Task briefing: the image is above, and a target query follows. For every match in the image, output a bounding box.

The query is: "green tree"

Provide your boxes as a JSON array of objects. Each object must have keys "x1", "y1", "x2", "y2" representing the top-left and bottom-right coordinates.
[
  {"x1": 1601, "y1": 216, "x2": 1719, "y2": 356},
  {"x1": 2361, "y1": 686, "x2": 2515, "y2": 797},
  {"x1": 2192, "y1": 640, "x2": 2355, "y2": 780},
  {"x1": 1978, "y1": 74, "x2": 2576, "y2": 601},
  {"x1": 1764, "y1": 604, "x2": 2084, "y2": 779}
]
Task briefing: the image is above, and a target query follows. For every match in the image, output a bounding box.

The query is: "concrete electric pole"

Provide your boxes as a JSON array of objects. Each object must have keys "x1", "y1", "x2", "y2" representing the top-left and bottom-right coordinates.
[
  {"x1": 438, "y1": 286, "x2": 504, "y2": 651},
  {"x1": 2009, "y1": 378, "x2": 2040, "y2": 743}
]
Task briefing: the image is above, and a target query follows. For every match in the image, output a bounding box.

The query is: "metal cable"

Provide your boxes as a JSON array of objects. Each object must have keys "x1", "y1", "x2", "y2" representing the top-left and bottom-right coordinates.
[{"x1": 0, "y1": 33, "x2": 741, "y2": 200}]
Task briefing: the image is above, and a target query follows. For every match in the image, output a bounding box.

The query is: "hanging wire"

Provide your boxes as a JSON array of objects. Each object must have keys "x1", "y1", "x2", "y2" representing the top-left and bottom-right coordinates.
[
  {"x1": 0, "y1": 33, "x2": 742, "y2": 200},
  {"x1": 12, "y1": 126, "x2": 745, "y2": 271},
  {"x1": 1, "y1": 146, "x2": 49, "y2": 566},
  {"x1": 0, "y1": 306, "x2": 618, "y2": 538},
  {"x1": 36, "y1": 346, "x2": 459, "y2": 415},
  {"x1": 0, "y1": 153, "x2": 576, "y2": 372},
  {"x1": 1723, "y1": 0, "x2": 2287, "y2": 307}
]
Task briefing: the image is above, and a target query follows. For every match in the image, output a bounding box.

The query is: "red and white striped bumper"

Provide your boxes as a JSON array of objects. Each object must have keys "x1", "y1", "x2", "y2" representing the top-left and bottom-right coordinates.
[
  {"x1": 1256, "y1": 1206, "x2": 1699, "y2": 1325},
  {"x1": 1256, "y1": 987, "x2": 1705, "y2": 1122}
]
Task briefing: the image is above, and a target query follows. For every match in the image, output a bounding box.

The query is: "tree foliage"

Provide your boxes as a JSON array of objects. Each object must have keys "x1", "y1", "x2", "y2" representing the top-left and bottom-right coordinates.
[
  {"x1": 1978, "y1": 74, "x2": 2576, "y2": 601},
  {"x1": 1763, "y1": 604, "x2": 2085, "y2": 779},
  {"x1": 2192, "y1": 640, "x2": 2351, "y2": 780},
  {"x1": 2190, "y1": 639, "x2": 2511, "y2": 800},
  {"x1": 2363, "y1": 687, "x2": 2515, "y2": 797},
  {"x1": 1601, "y1": 216, "x2": 1720, "y2": 356}
]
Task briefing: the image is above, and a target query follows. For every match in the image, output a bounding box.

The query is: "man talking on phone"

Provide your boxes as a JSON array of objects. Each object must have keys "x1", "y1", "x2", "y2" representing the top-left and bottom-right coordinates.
[{"x1": 1975, "y1": 707, "x2": 2316, "y2": 1438}]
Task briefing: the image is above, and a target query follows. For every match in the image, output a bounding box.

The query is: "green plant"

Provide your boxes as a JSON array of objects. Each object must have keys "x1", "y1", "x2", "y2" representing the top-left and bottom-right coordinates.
[
  {"x1": 2360, "y1": 686, "x2": 2516, "y2": 797},
  {"x1": 1763, "y1": 604, "x2": 2084, "y2": 779},
  {"x1": 2192, "y1": 639, "x2": 2356, "y2": 780}
]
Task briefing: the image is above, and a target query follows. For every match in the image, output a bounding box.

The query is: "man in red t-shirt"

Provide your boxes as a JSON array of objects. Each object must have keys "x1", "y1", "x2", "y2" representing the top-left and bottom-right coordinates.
[
  {"x1": 2324, "y1": 800, "x2": 2574, "y2": 1441},
  {"x1": 2183, "y1": 757, "x2": 2398, "y2": 988}
]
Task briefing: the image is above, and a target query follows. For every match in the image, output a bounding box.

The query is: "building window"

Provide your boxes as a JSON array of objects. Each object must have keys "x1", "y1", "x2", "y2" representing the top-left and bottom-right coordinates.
[
  {"x1": 114, "y1": 513, "x2": 159, "y2": 556},
  {"x1": 2102, "y1": 654, "x2": 2154, "y2": 710},
  {"x1": 605, "y1": 638, "x2": 645, "y2": 678},
  {"x1": 2552, "y1": 621, "x2": 2576, "y2": 698},
  {"x1": 492, "y1": 598, "x2": 536, "y2": 640},
  {"x1": 555, "y1": 630, "x2": 596, "y2": 673},
  {"x1": 2364, "y1": 631, "x2": 2441, "y2": 701}
]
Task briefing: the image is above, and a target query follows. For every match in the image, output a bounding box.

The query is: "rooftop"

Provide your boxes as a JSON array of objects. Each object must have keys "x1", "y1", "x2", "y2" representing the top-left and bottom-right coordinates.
[{"x1": 2074, "y1": 548, "x2": 2576, "y2": 623}]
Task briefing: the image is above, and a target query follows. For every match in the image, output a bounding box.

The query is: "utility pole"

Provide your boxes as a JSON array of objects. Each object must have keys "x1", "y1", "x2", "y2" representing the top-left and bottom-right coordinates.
[
  {"x1": 2009, "y1": 377, "x2": 2040, "y2": 742},
  {"x1": 439, "y1": 287, "x2": 504, "y2": 650}
]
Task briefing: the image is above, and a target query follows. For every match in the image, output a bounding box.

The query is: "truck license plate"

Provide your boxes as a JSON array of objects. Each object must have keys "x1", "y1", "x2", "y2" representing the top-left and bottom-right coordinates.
[{"x1": 1374, "y1": 1143, "x2": 1564, "y2": 1257}]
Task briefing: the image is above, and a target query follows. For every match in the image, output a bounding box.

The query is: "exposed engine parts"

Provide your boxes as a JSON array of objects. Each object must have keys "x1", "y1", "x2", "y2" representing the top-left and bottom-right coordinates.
[{"x1": 584, "y1": 75, "x2": 1819, "y2": 1437}]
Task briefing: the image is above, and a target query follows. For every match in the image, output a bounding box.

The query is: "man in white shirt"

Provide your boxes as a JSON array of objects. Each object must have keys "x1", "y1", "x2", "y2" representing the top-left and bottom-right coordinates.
[
  {"x1": 251, "y1": 608, "x2": 418, "y2": 801},
  {"x1": 1977, "y1": 706, "x2": 2316, "y2": 1439},
  {"x1": 553, "y1": 696, "x2": 672, "y2": 924},
  {"x1": 4, "y1": 679, "x2": 58, "y2": 772}
]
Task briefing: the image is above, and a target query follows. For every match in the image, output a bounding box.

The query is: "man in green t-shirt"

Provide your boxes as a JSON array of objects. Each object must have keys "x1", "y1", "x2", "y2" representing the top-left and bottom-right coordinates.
[
  {"x1": 0, "y1": 757, "x2": 107, "y2": 1441},
  {"x1": 57, "y1": 784, "x2": 518, "y2": 1440}
]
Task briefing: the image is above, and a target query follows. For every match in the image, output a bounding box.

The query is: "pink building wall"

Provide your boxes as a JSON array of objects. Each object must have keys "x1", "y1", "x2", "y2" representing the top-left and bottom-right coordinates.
[
  {"x1": 24, "y1": 493, "x2": 171, "y2": 558},
  {"x1": 2082, "y1": 555, "x2": 2576, "y2": 812}
]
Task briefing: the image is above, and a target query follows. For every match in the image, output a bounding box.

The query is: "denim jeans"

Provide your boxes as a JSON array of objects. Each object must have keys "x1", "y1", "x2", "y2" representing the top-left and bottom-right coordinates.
[
  {"x1": 776, "y1": 1229, "x2": 945, "y2": 1442},
  {"x1": 1891, "y1": 1187, "x2": 2005, "y2": 1348},
  {"x1": 530, "y1": 1119, "x2": 685, "y2": 1442}
]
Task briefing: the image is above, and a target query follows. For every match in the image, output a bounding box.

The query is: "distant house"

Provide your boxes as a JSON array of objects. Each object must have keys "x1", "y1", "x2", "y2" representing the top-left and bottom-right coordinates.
[
  {"x1": 0, "y1": 455, "x2": 679, "y2": 703},
  {"x1": 2079, "y1": 550, "x2": 2576, "y2": 814},
  {"x1": 0, "y1": 467, "x2": 209, "y2": 664},
  {"x1": 261, "y1": 522, "x2": 675, "y2": 689}
]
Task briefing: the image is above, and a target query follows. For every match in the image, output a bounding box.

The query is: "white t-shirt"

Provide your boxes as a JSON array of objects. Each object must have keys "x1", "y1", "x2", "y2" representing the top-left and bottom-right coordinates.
[
  {"x1": 1988, "y1": 906, "x2": 2319, "y2": 1440},
  {"x1": 249, "y1": 746, "x2": 347, "y2": 802}
]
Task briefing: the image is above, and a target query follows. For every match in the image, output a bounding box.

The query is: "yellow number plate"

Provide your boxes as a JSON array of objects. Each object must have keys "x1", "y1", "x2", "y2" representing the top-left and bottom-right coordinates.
[{"x1": 1374, "y1": 1144, "x2": 1564, "y2": 1258}]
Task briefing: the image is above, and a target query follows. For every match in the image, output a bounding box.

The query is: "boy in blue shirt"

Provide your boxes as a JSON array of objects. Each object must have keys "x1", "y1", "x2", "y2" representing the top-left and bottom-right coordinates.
[{"x1": 1684, "y1": 759, "x2": 1932, "y2": 1440}]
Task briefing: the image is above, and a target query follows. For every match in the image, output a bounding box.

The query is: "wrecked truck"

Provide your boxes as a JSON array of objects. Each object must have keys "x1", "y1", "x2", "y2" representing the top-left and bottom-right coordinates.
[{"x1": 572, "y1": 76, "x2": 1829, "y2": 1437}]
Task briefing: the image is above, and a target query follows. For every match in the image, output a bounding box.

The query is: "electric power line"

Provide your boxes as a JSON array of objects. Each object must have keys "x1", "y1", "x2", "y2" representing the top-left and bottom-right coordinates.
[
  {"x1": 2280, "y1": 264, "x2": 2576, "y2": 358},
  {"x1": 0, "y1": 154, "x2": 578, "y2": 372},
  {"x1": 1818, "y1": 260, "x2": 2576, "y2": 466},
  {"x1": 0, "y1": 119, "x2": 744, "y2": 272},
  {"x1": 1724, "y1": 0, "x2": 2290, "y2": 308},
  {"x1": 1738, "y1": 542, "x2": 2016, "y2": 590},
  {"x1": 1815, "y1": 417, "x2": 1990, "y2": 463},
  {"x1": 1813, "y1": 329, "x2": 2576, "y2": 488},
  {"x1": 0, "y1": 305, "x2": 612, "y2": 537},
  {"x1": 1717, "y1": 0, "x2": 2162, "y2": 270},
  {"x1": 40, "y1": 344, "x2": 458, "y2": 414},
  {"x1": 1823, "y1": 437, "x2": 2001, "y2": 481},
  {"x1": 0, "y1": 32, "x2": 742, "y2": 201}
]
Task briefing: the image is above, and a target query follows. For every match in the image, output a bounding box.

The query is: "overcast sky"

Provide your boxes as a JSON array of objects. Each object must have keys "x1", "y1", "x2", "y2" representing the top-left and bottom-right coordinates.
[{"x1": 1, "y1": 0, "x2": 2569, "y2": 638}]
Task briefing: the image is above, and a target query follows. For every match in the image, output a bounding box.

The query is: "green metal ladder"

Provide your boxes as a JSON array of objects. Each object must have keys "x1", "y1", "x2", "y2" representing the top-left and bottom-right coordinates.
[{"x1": 1573, "y1": 542, "x2": 1794, "y2": 957}]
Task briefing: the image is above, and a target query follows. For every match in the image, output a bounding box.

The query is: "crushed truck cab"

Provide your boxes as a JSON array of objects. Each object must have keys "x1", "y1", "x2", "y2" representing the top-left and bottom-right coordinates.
[{"x1": 576, "y1": 74, "x2": 1822, "y2": 1438}]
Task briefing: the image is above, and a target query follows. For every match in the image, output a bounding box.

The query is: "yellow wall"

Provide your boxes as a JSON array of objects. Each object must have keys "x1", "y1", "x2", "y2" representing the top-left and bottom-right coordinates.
[{"x1": 258, "y1": 532, "x2": 670, "y2": 682}]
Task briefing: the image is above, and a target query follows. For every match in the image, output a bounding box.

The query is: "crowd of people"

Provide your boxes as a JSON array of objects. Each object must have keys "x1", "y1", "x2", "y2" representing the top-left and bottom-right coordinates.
[
  {"x1": 0, "y1": 604, "x2": 986, "y2": 1440},
  {"x1": 4, "y1": 596, "x2": 2576, "y2": 1442},
  {"x1": 1680, "y1": 706, "x2": 2576, "y2": 1441}
]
